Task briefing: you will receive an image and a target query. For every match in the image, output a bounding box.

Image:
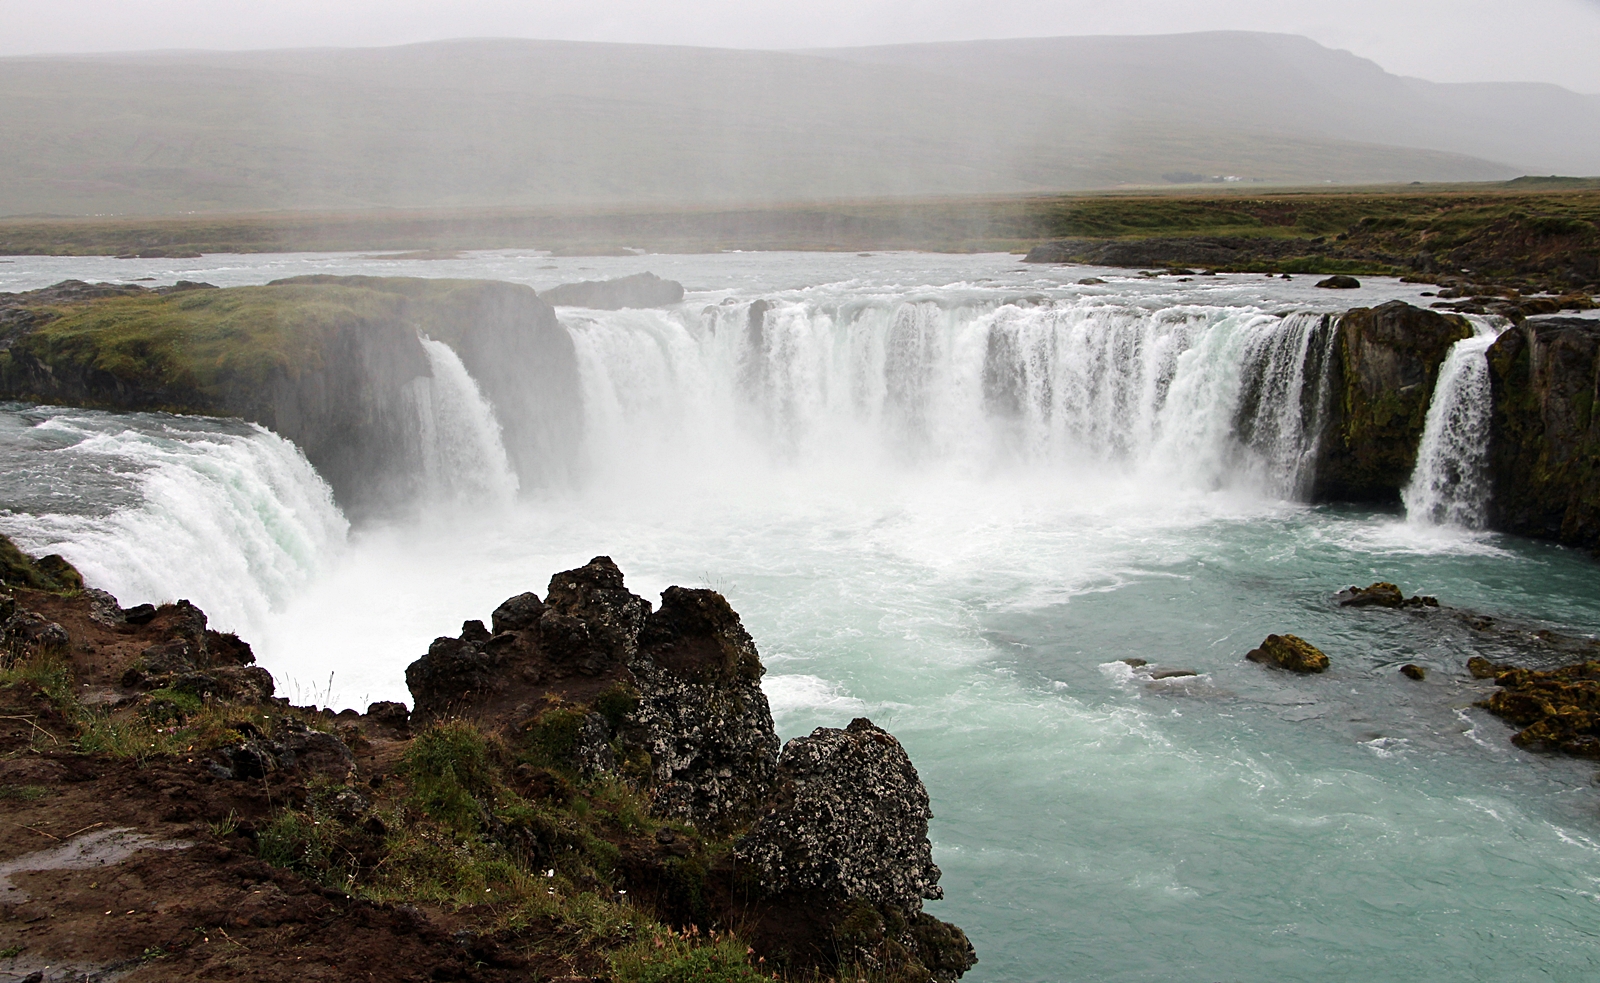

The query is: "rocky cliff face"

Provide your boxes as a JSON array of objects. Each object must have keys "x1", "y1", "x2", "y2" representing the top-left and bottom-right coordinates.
[
  {"x1": 404, "y1": 557, "x2": 975, "y2": 980},
  {"x1": 0, "y1": 277, "x2": 580, "y2": 519},
  {"x1": 1486, "y1": 316, "x2": 1600, "y2": 550},
  {"x1": 1311, "y1": 300, "x2": 1473, "y2": 502}
]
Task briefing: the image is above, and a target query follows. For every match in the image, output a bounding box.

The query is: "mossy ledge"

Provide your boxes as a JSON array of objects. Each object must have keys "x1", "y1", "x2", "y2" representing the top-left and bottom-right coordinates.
[
  {"x1": 0, "y1": 276, "x2": 581, "y2": 518},
  {"x1": 0, "y1": 544, "x2": 975, "y2": 983}
]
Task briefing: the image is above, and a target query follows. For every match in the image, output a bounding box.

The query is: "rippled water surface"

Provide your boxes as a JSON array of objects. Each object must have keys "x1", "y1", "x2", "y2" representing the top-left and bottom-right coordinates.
[{"x1": 4, "y1": 251, "x2": 1600, "y2": 981}]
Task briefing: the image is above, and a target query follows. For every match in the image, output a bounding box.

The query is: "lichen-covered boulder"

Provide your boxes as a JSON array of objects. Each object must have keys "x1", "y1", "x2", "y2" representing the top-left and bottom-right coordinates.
[
  {"x1": 1311, "y1": 301, "x2": 1473, "y2": 502},
  {"x1": 736, "y1": 718, "x2": 973, "y2": 981},
  {"x1": 1486, "y1": 317, "x2": 1600, "y2": 550},
  {"x1": 627, "y1": 586, "x2": 780, "y2": 832},
  {"x1": 1246, "y1": 634, "x2": 1330, "y2": 673},
  {"x1": 738, "y1": 718, "x2": 943, "y2": 909}
]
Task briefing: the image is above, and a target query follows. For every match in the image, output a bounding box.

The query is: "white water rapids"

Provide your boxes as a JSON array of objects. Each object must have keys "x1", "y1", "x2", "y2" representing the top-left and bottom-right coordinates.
[{"x1": 3, "y1": 252, "x2": 1598, "y2": 982}]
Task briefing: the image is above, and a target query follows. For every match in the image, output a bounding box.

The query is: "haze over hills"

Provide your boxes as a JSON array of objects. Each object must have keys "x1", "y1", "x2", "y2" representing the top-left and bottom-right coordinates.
[{"x1": 0, "y1": 31, "x2": 1595, "y2": 217}]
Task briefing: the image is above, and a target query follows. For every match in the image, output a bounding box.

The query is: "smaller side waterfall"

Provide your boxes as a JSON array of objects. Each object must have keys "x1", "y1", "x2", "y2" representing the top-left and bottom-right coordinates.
[
  {"x1": 1403, "y1": 322, "x2": 1503, "y2": 528},
  {"x1": 413, "y1": 336, "x2": 520, "y2": 507}
]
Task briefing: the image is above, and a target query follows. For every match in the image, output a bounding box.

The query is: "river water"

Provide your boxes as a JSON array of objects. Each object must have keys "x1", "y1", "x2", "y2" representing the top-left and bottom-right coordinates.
[{"x1": 3, "y1": 251, "x2": 1599, "y2": 981}]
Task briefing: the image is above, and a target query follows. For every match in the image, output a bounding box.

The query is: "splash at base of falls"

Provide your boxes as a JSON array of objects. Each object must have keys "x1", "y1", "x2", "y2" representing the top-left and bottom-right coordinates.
[{"x1": 1403, "y1": 321, "x2": 1503, "y2": 528}]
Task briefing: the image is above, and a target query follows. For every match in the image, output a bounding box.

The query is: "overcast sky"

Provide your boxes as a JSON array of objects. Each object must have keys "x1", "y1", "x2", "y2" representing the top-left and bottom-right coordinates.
[{"x1": 4, "y1": 0, "x2": 1600, "y2": 93}]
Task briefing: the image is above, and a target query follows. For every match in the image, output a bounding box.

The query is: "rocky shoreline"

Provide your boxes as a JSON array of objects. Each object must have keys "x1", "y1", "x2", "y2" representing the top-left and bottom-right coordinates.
[{"x1": 0, "y1": 544, "x2": 975, "y2": 983}]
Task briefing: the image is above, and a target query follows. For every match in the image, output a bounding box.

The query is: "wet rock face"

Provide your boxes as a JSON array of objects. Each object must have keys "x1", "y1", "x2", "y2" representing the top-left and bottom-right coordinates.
[
  {"x1": 1311, "y1": 301, "x2": 1473, "y2": 503},
  {"x1": 1486, "y1": 317, "x2": 1600, "y2": 550},
  {"x1": 629, "y1": 587, "x2": 780, "y2": 832},
  {"x1": 737, "y1": 718, "x2": 942, "y2": 911},
  {"x1": 1246, "y1": 634, "x2": 1330, "y2": 673}
]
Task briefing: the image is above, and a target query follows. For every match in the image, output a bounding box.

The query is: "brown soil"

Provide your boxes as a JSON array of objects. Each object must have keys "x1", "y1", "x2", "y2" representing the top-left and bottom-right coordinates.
[{"x1": 0, "y1": 591, "x2": 609, "y2": 983}]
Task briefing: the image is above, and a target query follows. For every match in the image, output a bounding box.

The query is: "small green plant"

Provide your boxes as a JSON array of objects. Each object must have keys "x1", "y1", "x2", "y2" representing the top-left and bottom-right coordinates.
[
  {"x1": 207, "y1": 809, "x2": 239, "y2": 839},
  {"x1": 403, "y1": 720, "x2": 499, "y2": 833},
  {"x1": 611, "y1": 929, "x2": 768, "y2": 983},
  {"x1": 0, "y1": 784, "x2": 53, "y2": 801},
  {"x1": 0, "y1": 944, "x2": 24, "y2": 958},
  {"x1": 139, "y1": 687, "x2": 203, "y2": 725}
]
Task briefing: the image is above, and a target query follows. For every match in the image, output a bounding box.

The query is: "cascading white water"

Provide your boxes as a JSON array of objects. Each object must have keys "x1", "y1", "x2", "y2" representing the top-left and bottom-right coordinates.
[
  {"x1": 0, "y1": 407, "x2": 348, "y2": 636},
  {"x1": 1403, "y1": 320, "x2": 1504, "y2": 528},
  {"x1": 412, "y1": 336, "x2": 520, "y2": 506},
  {"x1": 567, "y1": 297, "x2": 1336, "y2": 498}
]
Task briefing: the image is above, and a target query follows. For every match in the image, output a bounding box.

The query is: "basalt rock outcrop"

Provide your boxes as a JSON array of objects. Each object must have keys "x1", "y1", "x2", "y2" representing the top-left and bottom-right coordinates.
[
  {"x1": 539, "y1": 272, "x2": 685, "y2": 310},
  {"x1": 1485, "y1": 316, "x2": 1600, "y2": 550},
  {"x1": 404, "y1": 557, "x2": 973, "y2": 979},
  {"x1": 0, "y1": 276, "x2": 581, "y2": 518},
  {"x1": 405, "y1": 557, "x2": 782, "y2": 831},
  {"x1": 1310, "y1": 300, "x2": 1473, "y2": 502}
]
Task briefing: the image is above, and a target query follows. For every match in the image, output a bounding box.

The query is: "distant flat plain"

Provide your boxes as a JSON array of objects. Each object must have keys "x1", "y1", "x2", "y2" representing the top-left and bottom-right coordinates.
[{"x1": 3, "y1": 182, "x2": 1598, "y2": 284}]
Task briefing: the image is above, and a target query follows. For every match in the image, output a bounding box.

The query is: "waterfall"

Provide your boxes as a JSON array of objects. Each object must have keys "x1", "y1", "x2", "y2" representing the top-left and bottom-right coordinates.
[
  {"x1": 412, "y1": 336, "x2": 520, "y2": 507},
  {"x1": 0, "y1": 407, "x2": 348, "y2": 637},
  {"x1": 1403, "y1": 321, "x2": 1504, "y2": 528},
  {"x1": 565, "y1": 297, "x2": 1339, "y2": 498}
]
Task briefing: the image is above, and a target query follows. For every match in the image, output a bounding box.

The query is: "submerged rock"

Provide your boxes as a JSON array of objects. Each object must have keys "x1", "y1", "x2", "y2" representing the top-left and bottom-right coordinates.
[
  {"x1": 539, "y1": 271, "x2": 685, "y2": 309},
  {"x1": 1338, "y1": 582, "x2": 1439, "y2": 609},
  {"x1": 1400, "y1": 664, "x2": 1427, "y2": 680},
  {"x1": 1246, "y1": 634, "x2": 1330, "y2": 673}
]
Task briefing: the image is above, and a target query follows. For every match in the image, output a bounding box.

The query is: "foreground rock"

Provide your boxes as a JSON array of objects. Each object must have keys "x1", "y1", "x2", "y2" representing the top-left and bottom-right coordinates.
[
  {"x1": 539, "y1": 271, "x2": 685, "y2": 309},
  {"x1": 1, "y1": 542, "x2": 974, "y2": 981},
  {"x1": 404, "y1": 556, "x2": 972, "y2": 978},
  {"x1": 1246, "y1": 634, "x2": 1330, "y2": 673},
  {"x1": 736, "y1": 718, "x2": 975, "y2": 980},
  {"x1": 1486, "y1": 316, "x2": 1600, "y2": 551}
]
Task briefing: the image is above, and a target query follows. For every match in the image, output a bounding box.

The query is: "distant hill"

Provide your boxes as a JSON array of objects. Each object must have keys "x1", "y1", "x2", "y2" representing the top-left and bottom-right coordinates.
[{"x1": 0, "y1": 33, "x2": 1590, "y2": 216}]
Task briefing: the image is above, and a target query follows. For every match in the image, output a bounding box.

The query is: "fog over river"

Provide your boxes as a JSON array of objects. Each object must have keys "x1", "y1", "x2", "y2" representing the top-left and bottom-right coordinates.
[{"x1": 4, "y1": 251, "x2": 1600, "y2": 981}]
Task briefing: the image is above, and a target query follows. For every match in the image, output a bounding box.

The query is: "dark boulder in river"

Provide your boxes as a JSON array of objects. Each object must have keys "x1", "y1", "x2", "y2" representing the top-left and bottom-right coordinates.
[
  {"x1": 1315, "y1": 275, "x2": 1361, "y2": 289},
  {"x1": 1486, "y1": 316, "x2": 1600, "y2": 551},
  {"x1": 1310, "y1": 300, "x2": 1473, "y2": 503},
  {"x1": 539, "y1": 271, "x2": 685, "y2": 309}
]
